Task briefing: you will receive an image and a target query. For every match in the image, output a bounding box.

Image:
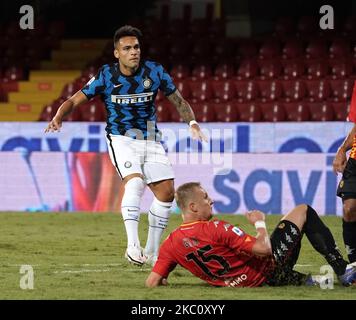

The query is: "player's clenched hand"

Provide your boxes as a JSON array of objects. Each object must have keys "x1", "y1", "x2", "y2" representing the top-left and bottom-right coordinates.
[
  {"x1": 333, "y1": 148, "x2": 347, "y2": 174},
  {"x1": 245, "y1": 210, "x2": 265, "y2": 225},
  {"x1": 45, "y1": 117, "x2": 62, "y2": 133},
  {"x1": 190, "y1": 124, "x2": 208, "y2": 142}
]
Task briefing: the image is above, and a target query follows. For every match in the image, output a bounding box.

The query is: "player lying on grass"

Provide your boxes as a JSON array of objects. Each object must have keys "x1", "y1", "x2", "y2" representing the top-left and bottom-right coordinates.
[{"x1": 145, "y1": 182, "x2": 356, "y2": 288}]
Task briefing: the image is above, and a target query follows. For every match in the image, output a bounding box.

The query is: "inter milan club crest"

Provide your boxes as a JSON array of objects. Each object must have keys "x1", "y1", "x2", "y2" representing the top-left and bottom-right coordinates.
[{"x1": 142, "y1": 77, "x2": 152, "y2": 89}]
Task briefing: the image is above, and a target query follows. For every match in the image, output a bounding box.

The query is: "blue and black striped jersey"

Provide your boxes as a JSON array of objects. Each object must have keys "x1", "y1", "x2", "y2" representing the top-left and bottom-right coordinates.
[{"x1": 81, "y1": 60, "x2": 176, "y2": 138}]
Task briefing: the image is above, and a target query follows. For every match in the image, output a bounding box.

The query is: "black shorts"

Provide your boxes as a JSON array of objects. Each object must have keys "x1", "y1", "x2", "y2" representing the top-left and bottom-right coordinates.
[
  {"x1": 337, "y1": 158, "x2": 356, "y2": 200},
  {"x1": 264, "y1": 220, "x2": 307, "y2": 286}
]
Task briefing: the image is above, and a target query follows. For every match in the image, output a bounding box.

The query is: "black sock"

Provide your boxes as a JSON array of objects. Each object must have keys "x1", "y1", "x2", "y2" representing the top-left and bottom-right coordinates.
[
  {"x1": 342, "y1": 219, "x2": 356, "y2": 263},
  {"x1": 304, "y1": 205, "x2": 347, "y2": 276}
]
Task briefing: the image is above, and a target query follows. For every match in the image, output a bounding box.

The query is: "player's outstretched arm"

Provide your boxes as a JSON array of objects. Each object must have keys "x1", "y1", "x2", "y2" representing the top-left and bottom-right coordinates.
[
  {"x1": 145, "y1": 271, "x2": 168, "y2": 288},
  {"x1": 167, "y1": 90, "x2": 207, "y2": 142},
  {"x1": 44, "y1": 90, "x2": 88, "y2": 133},
  {"x1": 245, "y1": 210, "x2": 272, "y2": 256},
  {"x1": 333, "y1": 123, "x2": 356, "y2": 174}
]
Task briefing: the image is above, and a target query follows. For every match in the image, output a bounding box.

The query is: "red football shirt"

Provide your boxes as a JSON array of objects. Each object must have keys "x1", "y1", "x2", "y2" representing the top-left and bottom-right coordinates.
[{"x1": 153, "y1": 219, "x2": 274, "y2": 287}]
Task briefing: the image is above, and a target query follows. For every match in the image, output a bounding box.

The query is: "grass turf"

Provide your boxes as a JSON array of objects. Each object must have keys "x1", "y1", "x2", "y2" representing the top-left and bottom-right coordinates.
[{"x1": 0, "y1": 212, "x2": 355, "y2": 300}]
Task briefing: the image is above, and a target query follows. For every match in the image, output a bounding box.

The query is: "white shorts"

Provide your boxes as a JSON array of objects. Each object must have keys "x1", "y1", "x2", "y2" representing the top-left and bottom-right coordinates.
[{"x1": 106, "y1": 134, "x2": 175, "y2": 184}]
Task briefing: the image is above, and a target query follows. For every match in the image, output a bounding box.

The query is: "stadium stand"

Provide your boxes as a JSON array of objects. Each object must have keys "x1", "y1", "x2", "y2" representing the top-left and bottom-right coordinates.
[{"x1": 1, "y1": 13, "x2": 355, "y2": 122}]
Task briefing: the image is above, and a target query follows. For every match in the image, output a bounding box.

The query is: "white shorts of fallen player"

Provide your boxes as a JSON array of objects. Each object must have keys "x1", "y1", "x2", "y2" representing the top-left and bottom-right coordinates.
[{"x1": 106, "y1": 134, "x2": 175, "y2": 184}]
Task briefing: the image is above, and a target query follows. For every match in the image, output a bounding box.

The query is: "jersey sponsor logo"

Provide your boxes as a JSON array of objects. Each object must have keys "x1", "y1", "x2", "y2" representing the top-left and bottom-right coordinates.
[
  {"x1": 225, "y1": 274, "x2": 248, "y2": 287},
  {"x1": 114, "y1": 83, "x2": 123, "y2": 88},
  {"x1": 111, "y1": 92, "x2": 154, "y2": 104},
  {"x1": 232, "y1": 226, "x2": 244, "y2": 236}
]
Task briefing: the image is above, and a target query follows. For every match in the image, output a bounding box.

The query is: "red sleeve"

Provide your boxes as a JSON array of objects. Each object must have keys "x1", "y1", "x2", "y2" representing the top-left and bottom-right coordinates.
[
  {"x1": 212, "y1": 220, "x2": 257, "y2": 254},
  {"x1": 152, "y1": 236, "x2": 177, "y2": 278}
]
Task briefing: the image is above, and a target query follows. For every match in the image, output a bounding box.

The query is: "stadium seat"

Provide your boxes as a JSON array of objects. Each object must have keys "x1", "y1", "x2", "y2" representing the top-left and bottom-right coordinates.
[
  {"x1": 236, "y1": 40, "x2": 258, "y2": 60},
  {"x1": 282, "y1": 40, "x2": 304, "y2": 59},
  {"x1": 274, "y1": 17, "x2": 296, "y2": 38},
  {"x1": 258, "y1": 41, "x2": 281, "y2": 59},
  {"x1": 284, "y1": 102, "x2": 311, "y2": 121},
  {"x1": 282, "y1": 80, "x2": 307, "y2": 102},
  {"x1": 210, "y1": 19, "x2": 226, "y2": 37},
  {"x1": 305, "y1": 80, "x2": 331, "y2": 102},
  {"x1": 332, "y1": 102, "x2": 349, "y2": 121},
  {"x1": 170, "y1": 64, "x2": 190, "y2": 80},
  {"x1": 167, "y1": 19, "x2": 189, "y2": 38},
  {"x1": 211, "y1": 80, "x2": 236, "y2": 101},
  {"x1": 78, "y1": 100, "x2": 106, "y2": 122},
  {"x1": 169, "y1": 39, "x2": 190, "y2": 62},
  {"x1": 234, "y1": 80, "x2": 260, "y2": 102},
  {"x1": 189, "y1": 79, "x2": 213, "y2": 101},
  {"x1": 343, "y1": 16, "x2": 356, "y2": 35},
  {"x1": 175, "y1": 80, "x2": 192, "y2": 99},
  {"x1": 155, "y1": 101, "x2": 171, "y2": 122},
  {"x1": 328, "y1": 60, "x2": 353, "y2": 79},
  {"x1": 193, "y1": 101, "x2": 216, "y2": 122},
  {"x1": 329, "y1": 79, "x2": 353, "y2": 102},
  {"x1": 258, "y1": 80, "x2": 283, "y2": 102},
  {"x1": 191, "y1": 64, "x2": 213, "y2": 80},
  {"x1": 297, "y1": 16, "x2": 318, "y2": 36},
  {"x1": 237, "y1": 102, "x2": 262, "y2": 122},
  {"x1": 3, "y1": 66, "x2": 25, "y2": 81},
  {"x1": 214, "y1": 63, "x2": 235, "y2": 79},
  {"x1": 191, "y1": 40, "x2": 212, "y2": 62},
  {"x1": 38, "y1": 101, "x2": 61, "y2": 121},
  {"x1": 258, "y1": 60, "x2": 282, "y2": 79},
  {"x1": 61, "y1": 83, "x2": 80, "y2": 99},
  {"x1": 236, "y1": 59, "x2": 259, "y2": 79},
  {"x1": 329, "y1": 40, "x2": 351, "y2": 58},
  {"x1": 213, "y1": 40, "x2": 235, "y2": 63},
  {"x1": 190, "y1": 20, "x2": 209, "y2": 37},
  {"x1": 48, "y1": 20, "x2": 66, "y2": 38},
  {"x1": 282, "y1": 59, "x2": 305, "y2": 79},
  {"x1": 261, "y1": 102, "x2": 287, "y2": 122},
  {"x1": 213, "y1": 100, "x2": 239, "y2": 122},
  {"x1": 304, "y1": 59, "x2": 329, "y2": 79},
  {"x1": 305, "y1": 40, "x2": 328, "y2": 59},
  {"x1": 309, "y1": 102, "x2": 335, "y2": 121}
]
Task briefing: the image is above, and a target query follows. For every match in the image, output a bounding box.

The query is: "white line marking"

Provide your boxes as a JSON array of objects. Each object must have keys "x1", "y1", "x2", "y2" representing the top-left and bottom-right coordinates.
[{"x1": 295, "y1": 264, "x2": 314, "y2": 267}]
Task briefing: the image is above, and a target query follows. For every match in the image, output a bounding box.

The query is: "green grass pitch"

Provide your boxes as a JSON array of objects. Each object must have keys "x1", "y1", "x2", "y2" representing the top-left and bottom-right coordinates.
[{"x1": 0, "y1": 212, "x2": 355, "y2": 299}]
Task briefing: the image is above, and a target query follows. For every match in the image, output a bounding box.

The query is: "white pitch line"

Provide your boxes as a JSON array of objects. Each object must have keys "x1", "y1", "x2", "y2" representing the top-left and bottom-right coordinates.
[
  {"x1": 295, "y1": 264, "x2": 314, "y2": 267},
  {"x1": 54, "y1": 269, "x2": 111, "y2": 274}
]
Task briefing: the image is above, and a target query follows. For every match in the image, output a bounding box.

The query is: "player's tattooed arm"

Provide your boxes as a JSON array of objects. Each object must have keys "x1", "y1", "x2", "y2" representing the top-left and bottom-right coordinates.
[{"x1": 167, "y1": 89, "x2": 195, "y2": 124}]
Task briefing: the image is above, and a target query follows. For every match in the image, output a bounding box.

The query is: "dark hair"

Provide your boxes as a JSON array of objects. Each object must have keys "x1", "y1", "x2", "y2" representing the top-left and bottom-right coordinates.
[
  {"x1": 175, "y1": 182, "x2": 201, "y2": 211},
  {"x1": 113, "y1": 25, "x2": 143, "y2": 47}
]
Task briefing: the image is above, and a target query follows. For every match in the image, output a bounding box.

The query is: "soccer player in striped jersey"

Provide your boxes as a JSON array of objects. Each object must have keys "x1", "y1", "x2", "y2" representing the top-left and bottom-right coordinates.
[
  {"x1": 45, "y1": 25, "x2": 207, "y2": 266},
  {"x1": 146, "y1": 182, "x2": 356, "y2": 288},
  {"x1": 334, "y1": 123, "x2": 356, "y2": 265}
]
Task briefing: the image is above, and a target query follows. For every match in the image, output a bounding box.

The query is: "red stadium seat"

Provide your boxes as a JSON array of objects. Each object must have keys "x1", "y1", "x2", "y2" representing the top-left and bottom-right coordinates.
[
  {"x1": 236, "y1": 60, "x2": 259, "y2": 79},
  {"x1": 258, "y1": 80, "x2": 283, "y2": 102},
  {"x1": 328, "y1": 60, "x2": 353, "y2": 79},
  {"x1": 191, "y1": 64, "x2": 213, "y2": 80},
  {"x1": 236, "y1": 40, "x2": 258, "y2": 59},
  {"x1": 304, "y1": 59, "x2": 329, "y2": 79},
  {"x1": 332, "y1": 102, "x2": 349, "y2": 121},
  {"x1": 193, "y1": 101, "x2": 216, "y2": 122},
  {"x1": 234, "y1": 80, "x2": 260, "y2": 102},
  {"x1": 81, "y1": 65, "x2": 98, "y2": 80},
  {"x1": 211, "y1": 80, "x2": 236, "y2": 101},
  {"x1": 61, "y1": 82, "x2": 80, "y2": 99},
  {"x1": 214, "y1": 63, "x2": 235, "y2": 79},
  {"x1": 170, "y1": 64, "x2": 190, "y2": 80},
  {"x1": 282, "y1": 59, "x2": 305, "y2": 79},
  {"x1": 258, "y1": 60, "x2": 282, "y2": 79},
  {"x1": 169, "y1": 39, "x2": 190, "y2": 61},
  {"x1": 238, "y1": 102, "x2": 262, "y2": 122},
  {"x1": 297, "y1": 16, "x2": 318, "y2": 35},
  {"x1": 189, "y1": 79, "x2": 213, "y2": 101},
  {"x1": 305, "y1": 80, "x2": 331, "y2": 102},
  {"x1": 155, "y1": 101, "x2": 171, "y2": 122},
  {"x1": 213, "y1": 101, "x2": 239, "y2": 122},
  {"x1": 329, "y1": 40, "x2": 351, "y2": 58},
  {"x1": 190, "y1": 19, "x2": 209, "y2": 37},
  {"x1": 282, "y1": 40, "x2": 304, "y2": 59},
  {"x1": 175, "y1": 80, "x2": 192, "y2": 99},
  {"x1": 191, "y1": 40, "x2": 212, "y2": 62},
  {"x1": 38, "y1": 100, "x2": 62, "y2": 121},
  {"x1": 329, "y1": 79, "x2": 354, "y2": 102},
  {"x1": 274, "y1": 17, "x2": 296, "y2": 37},
  {"x1": 167, "y1": 19, "x2": 189, "y2": 37},
  {"x1": 282, "y1": 80, "x2": 307, "y2": 102},
  {"x1": 4, "y1": 66, "x2": 25, "y2": 81},
  {"x1": 261, "y1": 102, "x2": 287, "y2": 122},
  {"x1": 284, "y1": 102, "x2": 311, "y2": 121},
  {"x1": 305, "y1": 40, "x2": 328, "y2": 59},
  {"x1": 78, "y1": 100, "x2": 106, "y2": 122},
  {"x1": 309, "y1": 102, "x2": 335, "y2": 121},
  {"x1": 258, "y1": 41, "x2": 281, "y2": 59},
  {"x1": 213, "y1": 40, "x2": 235, "y2": 62}
]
